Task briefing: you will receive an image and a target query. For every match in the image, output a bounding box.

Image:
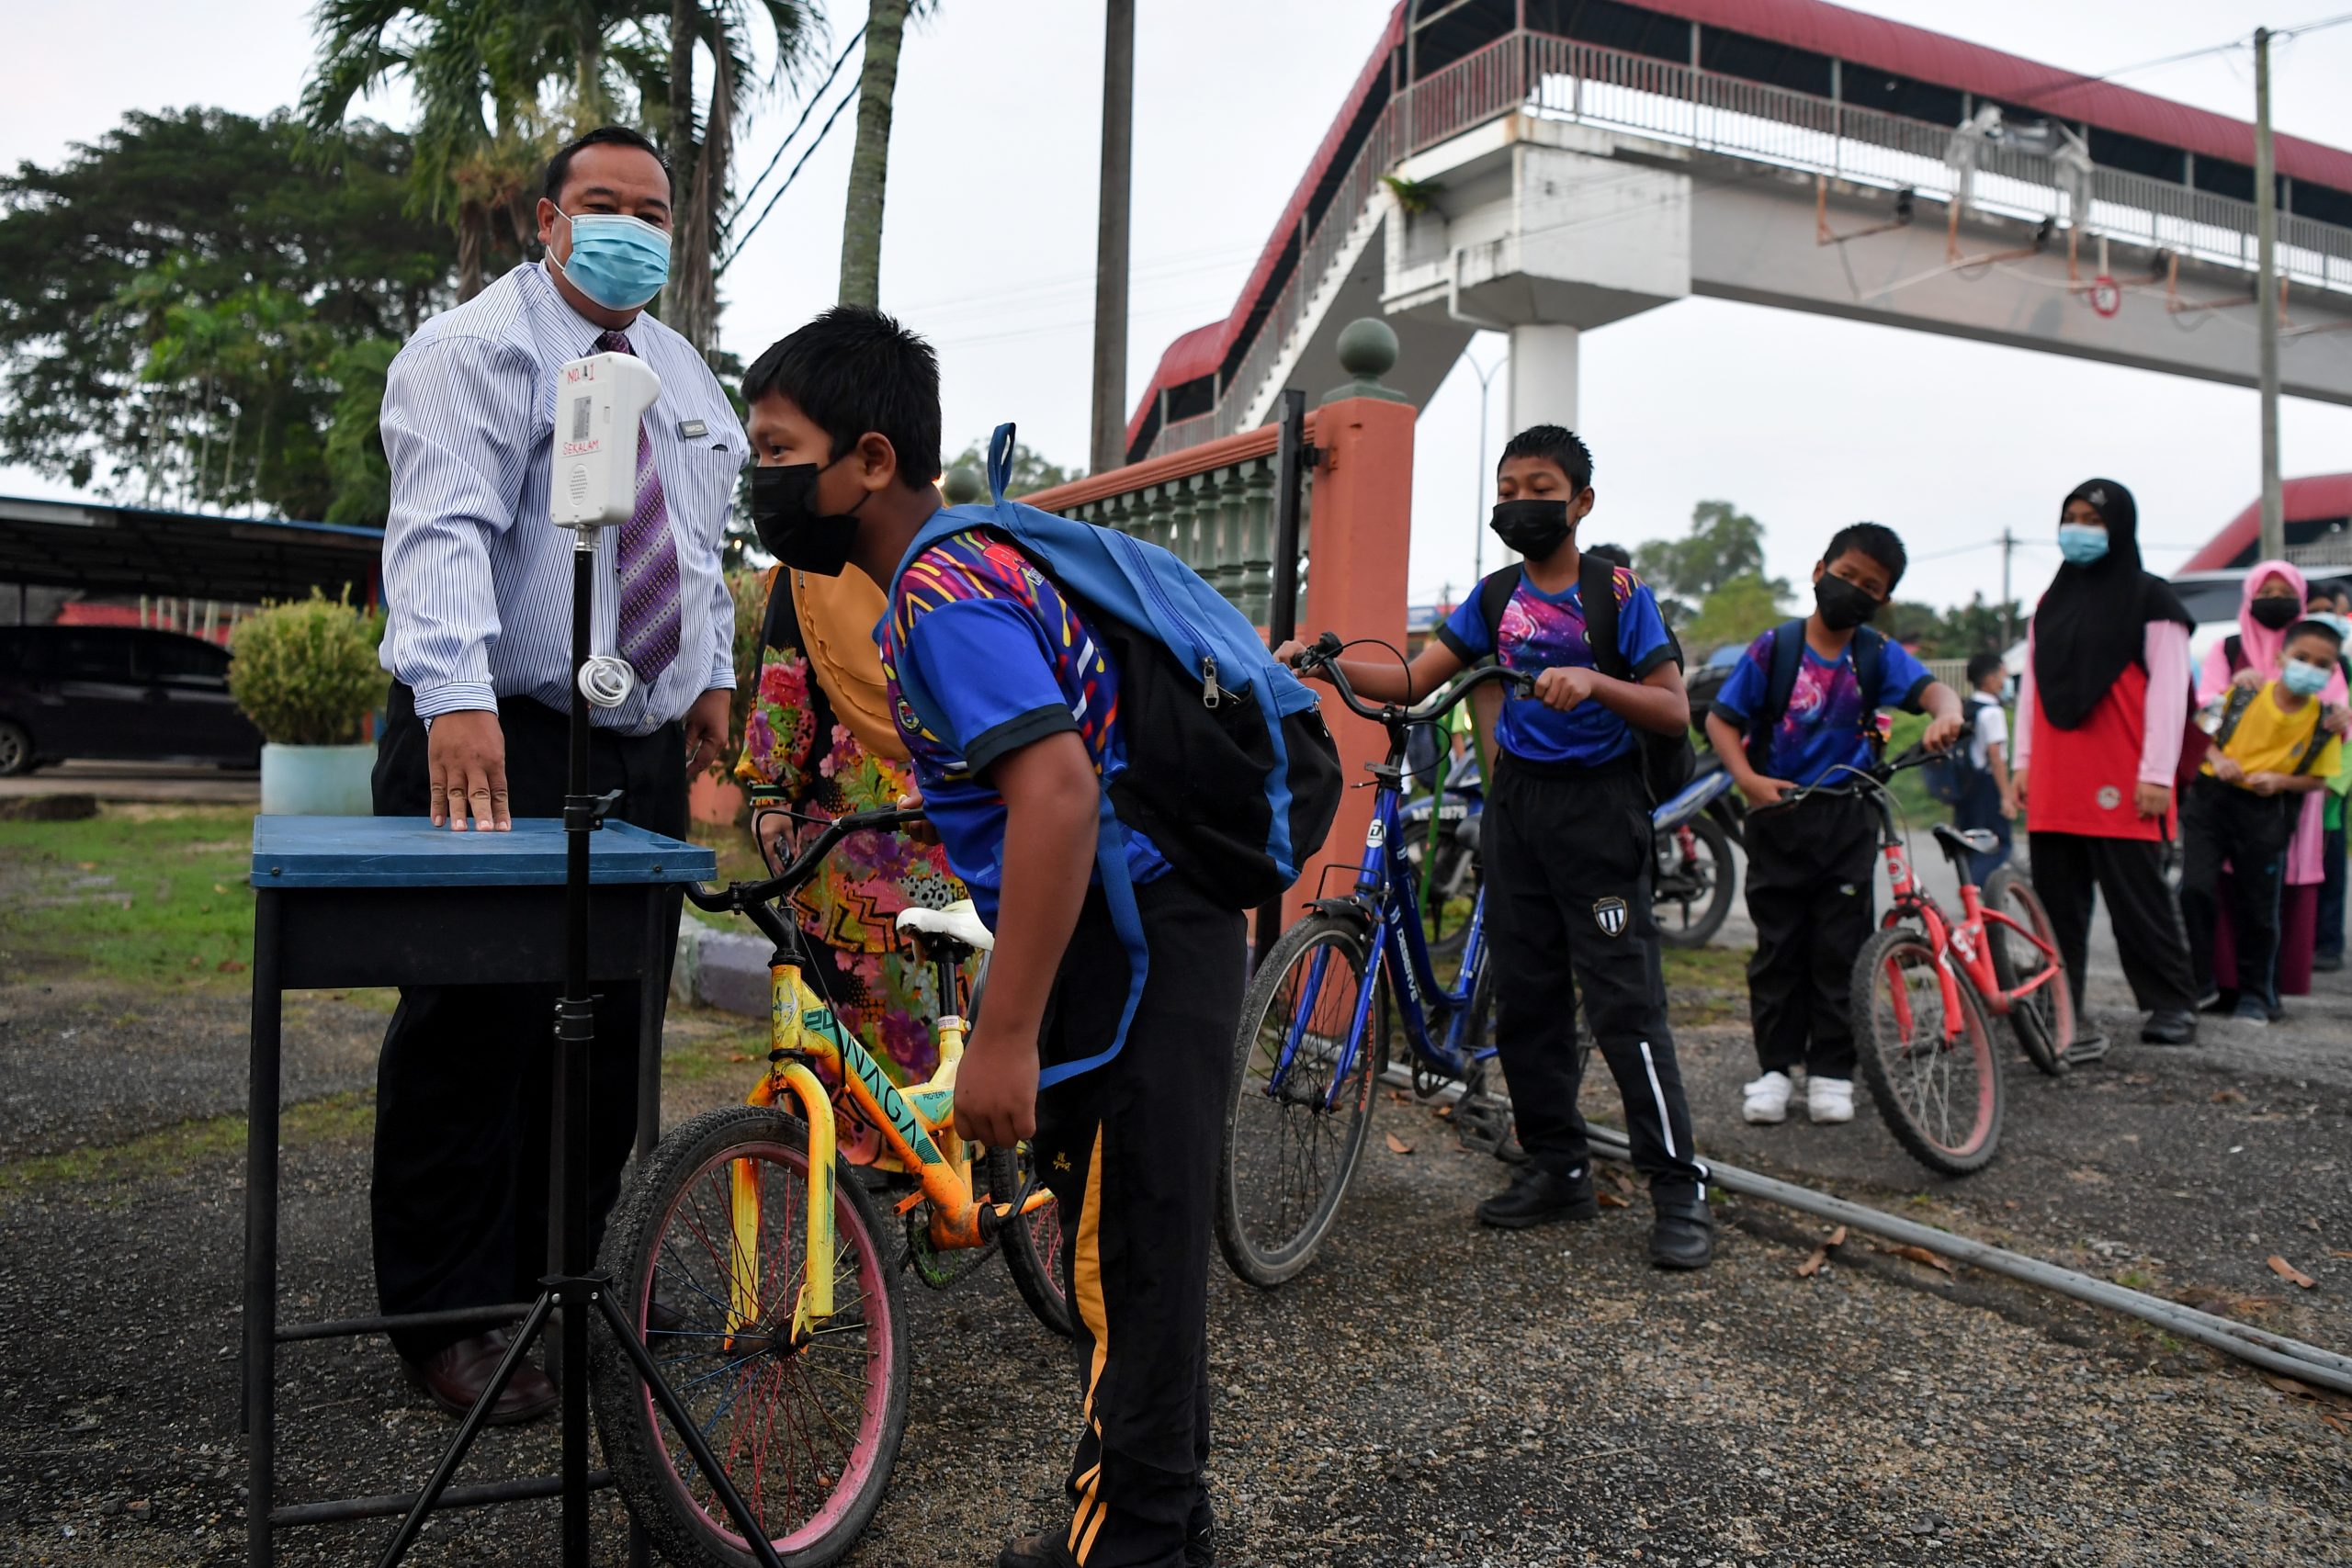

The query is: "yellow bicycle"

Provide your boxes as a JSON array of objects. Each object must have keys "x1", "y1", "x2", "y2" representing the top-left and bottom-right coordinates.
[{"x1": 592, "y1": 807, "x2": 1064, "y2": 1567}]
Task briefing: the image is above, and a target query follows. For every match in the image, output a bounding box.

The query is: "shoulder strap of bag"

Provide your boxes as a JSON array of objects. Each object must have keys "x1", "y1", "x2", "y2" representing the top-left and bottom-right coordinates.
[
  {"x1": 2293, "y1": 707, "x2": 2335, "y2": 775},
  {"x1": 1742, "y1": 618, "x2": 1809, "y2": 773},
  {"x1": 2224, "y1": 635, "x2": 2247, "y2": 676},
  {"x1": 1476, "y1": 564, "x2": 1523, "y2": 654},
  {"x1": 1849, "y1": 626, "x2": 1886, "y2": 734},
  {"x1": 1579, "y1": 554, "x2": 1628, "y2": 680},
  {"x1": 2211, "y1": 684, "x2": 2258, "y2": 750}
]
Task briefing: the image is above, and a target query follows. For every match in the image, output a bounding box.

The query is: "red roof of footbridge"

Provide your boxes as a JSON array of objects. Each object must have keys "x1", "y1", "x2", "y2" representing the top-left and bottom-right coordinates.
[
  {"x1": 1127, "y1": 0, "x2": 2352, "y2": 456},
  {"x1": 2182, "y1": 475, "x2": 2352, "y2": 571}
]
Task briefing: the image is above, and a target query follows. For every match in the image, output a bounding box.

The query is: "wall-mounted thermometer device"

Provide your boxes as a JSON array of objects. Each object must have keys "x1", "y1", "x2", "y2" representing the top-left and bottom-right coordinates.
[{"x1": 549, "y1": 351, "x2": 664, "y2": 707}]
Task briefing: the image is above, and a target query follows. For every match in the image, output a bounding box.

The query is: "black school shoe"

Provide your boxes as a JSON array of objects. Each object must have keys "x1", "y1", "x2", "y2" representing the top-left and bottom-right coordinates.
[
  {"x1": 1649, "y1": 1191, "x2": 1714, "y2": 1270},
  {"x1": 1475, "y1": 1164, "x2": 1600, "y2": 1229},
  {"x1": 996, "y1": 1519, "x2": 1214, "y2": 1568},
  {"x1": 2140, "y1": 1009, "x2": 2198, "y2": 1045}
]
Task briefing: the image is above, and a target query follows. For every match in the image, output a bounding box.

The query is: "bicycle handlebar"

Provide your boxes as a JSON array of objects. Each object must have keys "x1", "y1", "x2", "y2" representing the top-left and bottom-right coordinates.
[
  {"x1": 1765, "y1": 742, "x2": 1936, "y2": 813},
  {"x1": 1292, "y1": 630, "x2": 1535, "y2": 727},
  {"x1": 684, "y1": 805, "x2": 927, "y2": 914}
]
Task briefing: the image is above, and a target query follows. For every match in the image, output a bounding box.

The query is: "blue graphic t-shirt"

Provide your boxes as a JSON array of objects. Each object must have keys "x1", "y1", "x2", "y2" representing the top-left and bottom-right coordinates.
[
  {"x1": 1435, "y1": 565, "x2": 1675, "y2": 766},
  {"x1": 877, "y1": 527, "x2": 1167, "y2": 923},
  {"x1": 1713, "y1": 626, "x2": 1935, "y2": 786}
]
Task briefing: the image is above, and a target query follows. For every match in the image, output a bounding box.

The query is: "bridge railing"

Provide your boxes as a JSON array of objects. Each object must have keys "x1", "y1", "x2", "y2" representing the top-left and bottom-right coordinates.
[{"x1": 1162, "y1": 27, "x2": 2352, "y2": 456}]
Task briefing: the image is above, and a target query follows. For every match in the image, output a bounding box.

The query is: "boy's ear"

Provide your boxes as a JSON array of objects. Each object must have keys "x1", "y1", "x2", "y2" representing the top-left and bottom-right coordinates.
[
  {"x1": 1811, "y1": 559, "x2": 1826, "y2": 585},
  {"x1": 853, "y1": 430, "x2": 899, "y2": 493},
  {"x1": 1575, "y1": 487, "x2": 1598, "y2": 524}
]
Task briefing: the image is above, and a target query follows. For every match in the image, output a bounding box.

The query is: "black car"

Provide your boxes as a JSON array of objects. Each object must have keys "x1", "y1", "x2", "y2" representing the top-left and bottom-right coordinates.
[{"x1": 0, "y1": 626, "x2": 262, "y2": 775}]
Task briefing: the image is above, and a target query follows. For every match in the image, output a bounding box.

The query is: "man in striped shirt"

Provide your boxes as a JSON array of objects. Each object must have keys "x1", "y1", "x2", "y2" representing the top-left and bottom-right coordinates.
[{"x1": 367, "y1": 126, "x2": 745, "y2": 1424}]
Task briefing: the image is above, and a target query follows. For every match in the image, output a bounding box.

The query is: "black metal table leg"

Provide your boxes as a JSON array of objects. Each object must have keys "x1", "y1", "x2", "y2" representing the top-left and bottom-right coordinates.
[{"x1": 244, "y1": 888, "x2": 282, "y2": 1568}]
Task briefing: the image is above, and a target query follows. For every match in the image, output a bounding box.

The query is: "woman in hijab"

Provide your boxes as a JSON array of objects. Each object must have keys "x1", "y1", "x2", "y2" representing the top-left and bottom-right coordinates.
[
  {"x1": 2193, "y1": 559, "x2": 2352, "y2": 1010},
  {"x1": 2012, "y1": 479, "x2": 2200, "y2": 1048}
]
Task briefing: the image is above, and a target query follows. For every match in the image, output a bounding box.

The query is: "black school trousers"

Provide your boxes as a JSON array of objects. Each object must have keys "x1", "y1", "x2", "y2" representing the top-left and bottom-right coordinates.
[
  {"x1": 2024, "y1": 829, "x2": 2196, "y2": 1019},
  {"x1": 2179, "y1": 777, "x2": 2298, "y2": 1009},
  {"x1": 1483, "y1": 755, "x2": 1706, "y2": 1196},
  {"x1": 1742, "y1": 793, "x2": 1878, "y2": 1080},
  {"x1": 1034, "y1": 874, "x2": 1244, "y2": 1568},
  {"x1": 368, "y1": 683, "x2": 685, "y2": 1360}
]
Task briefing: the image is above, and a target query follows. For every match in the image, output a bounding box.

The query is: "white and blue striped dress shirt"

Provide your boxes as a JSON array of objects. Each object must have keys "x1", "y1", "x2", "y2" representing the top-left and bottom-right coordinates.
[{"x1": 377, "y1": 261, "x2": 746, "y2": 736}]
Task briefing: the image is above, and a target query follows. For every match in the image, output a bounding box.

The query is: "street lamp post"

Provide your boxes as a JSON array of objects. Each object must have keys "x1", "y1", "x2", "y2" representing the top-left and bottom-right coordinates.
[{"x1": 1468, "y1": 351, "x2": 1507, "y2": 582}]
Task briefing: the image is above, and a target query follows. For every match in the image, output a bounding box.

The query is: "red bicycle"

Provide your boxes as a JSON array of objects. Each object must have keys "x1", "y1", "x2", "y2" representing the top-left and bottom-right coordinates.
[{"x1": 1774, "y1": 745, "x2": 2074, "y2": 1177}]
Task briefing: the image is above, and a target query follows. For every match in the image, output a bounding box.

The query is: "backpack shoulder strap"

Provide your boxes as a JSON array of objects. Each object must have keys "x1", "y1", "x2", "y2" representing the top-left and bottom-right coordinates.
[
  {"x1": 2293, "y1": 708, "x2": 2335, "y2": 775},
  {"x1": 1743, "y1": 619, "x2": 1809, "y2": 773},
  {"x1": 1476, "y1": 565, "x2": 1523, "y2": 654},
  {"x1": 2210, "y1": 684, "x2": 2258, "y2": 750},
  {"x1": 1578, "y1": 555, "x2": 1627, "y2": 680},
  {"x1": 2224, "y1": 635, "x2": 2247, "y2": 675},
  {"x1": 1849, "y1": 626, "x2": 1886, "y2": 733}
]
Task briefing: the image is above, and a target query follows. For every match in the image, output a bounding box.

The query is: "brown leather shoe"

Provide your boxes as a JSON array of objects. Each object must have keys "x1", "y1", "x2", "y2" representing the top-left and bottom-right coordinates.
[{"x1": 405, "y1": 1330, "x2": 558, "y2": 1426}]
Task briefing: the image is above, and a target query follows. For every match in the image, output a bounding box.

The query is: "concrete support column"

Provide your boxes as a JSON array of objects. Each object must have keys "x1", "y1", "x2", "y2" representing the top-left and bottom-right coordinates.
[{"x1": 1508, "y1": 322, "x2": 1579, "y2": 434}]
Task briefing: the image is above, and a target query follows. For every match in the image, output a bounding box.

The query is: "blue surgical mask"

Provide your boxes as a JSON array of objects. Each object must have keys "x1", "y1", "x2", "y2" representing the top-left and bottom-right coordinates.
[
  {"x1": 553, "y1": 209, "x2": 671, "y2": 310},
  {"x1": 2283, "y1": 658, "x2": 2333, "y2": 698},
  {"x1": 2056, "y1": 524, "x2": 2109, "y2": 566}
]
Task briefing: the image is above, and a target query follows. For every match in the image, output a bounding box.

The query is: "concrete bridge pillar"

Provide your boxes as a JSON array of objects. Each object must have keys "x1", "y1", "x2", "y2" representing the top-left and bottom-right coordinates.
[{"x1": 1508, "y1": 322, "x2": 1579, "y2": 435}]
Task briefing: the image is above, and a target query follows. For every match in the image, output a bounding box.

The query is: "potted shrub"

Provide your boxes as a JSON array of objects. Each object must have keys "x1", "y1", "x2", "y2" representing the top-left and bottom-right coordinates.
[{"x1": 229, "y1": 590, "x2": 387, "y2": 815}]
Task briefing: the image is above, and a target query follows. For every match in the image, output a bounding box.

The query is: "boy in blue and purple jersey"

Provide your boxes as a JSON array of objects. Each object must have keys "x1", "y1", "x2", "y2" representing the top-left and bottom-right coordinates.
[
  {"x1": 1281, "y1": 425, "x2": 1715, "y2": 1270},
  {"x1": 1705, "y1": 524, "x2": 1963, "y2": 1128},
  {"x1": 741, "y1": 308, "x2": 1230, "y2": 1568}
]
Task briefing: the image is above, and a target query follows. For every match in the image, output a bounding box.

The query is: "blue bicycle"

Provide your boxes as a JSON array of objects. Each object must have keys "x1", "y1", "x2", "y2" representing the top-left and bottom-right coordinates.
[{"x1": 1215, "y1": 636, "x2": 1532, "y2": 1288}]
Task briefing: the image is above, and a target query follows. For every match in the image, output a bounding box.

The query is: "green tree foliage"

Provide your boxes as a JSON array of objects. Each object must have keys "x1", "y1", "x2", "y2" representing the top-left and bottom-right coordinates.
[
  {"x1": 1636, "y1": 500, "x2": 1782, "y2": 623},
  {"x1": 944, "y1": 436, "x2": 1075, "y2": 499},
  {"x1": 1682, "y1": 572, "x2": 1792, "y2": 653},
  {"x1": 0, "y1": 109, "x2": 450, "y2": 517}
]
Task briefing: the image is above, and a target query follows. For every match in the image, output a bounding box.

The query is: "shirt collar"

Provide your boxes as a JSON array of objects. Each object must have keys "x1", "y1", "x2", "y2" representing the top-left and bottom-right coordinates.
[{"x1": 531, "y1": 258, "x2": 641, "y2": 347}]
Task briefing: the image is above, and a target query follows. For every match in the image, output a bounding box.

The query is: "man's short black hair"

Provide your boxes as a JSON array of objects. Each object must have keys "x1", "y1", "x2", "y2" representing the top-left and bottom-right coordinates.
[
  {"x1": 2287, "y1": 616, "x2": 2345, "y2": 650},
  {"x1": 742, "y1": 306, "x2": 942, "y2": 491},
  {"x1": 1498, "y1": 425, "x2": 1593, "y2": 491},
  {"x1": 1585, "y1": 541, "x2": 1631, "y2": 568},
  {"x1": 544, "y1": 126, "x2": 668, "y2": 202},
  {"x1": 1966, "y1": 651, "x2": 2005, "y2": 686},
  {"x1": 1821, "y1": 522, "x2": 1907, "y2": 592}
]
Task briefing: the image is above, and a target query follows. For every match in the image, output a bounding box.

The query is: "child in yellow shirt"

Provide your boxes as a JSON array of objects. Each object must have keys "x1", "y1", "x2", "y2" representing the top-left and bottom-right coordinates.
[{"x1": 2184, "y1": 616, "x2": 2346, "y2": 1023}]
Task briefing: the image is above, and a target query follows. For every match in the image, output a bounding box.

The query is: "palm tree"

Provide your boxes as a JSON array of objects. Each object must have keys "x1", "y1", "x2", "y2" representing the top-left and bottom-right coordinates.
[{"x1": 836, "y1": 0, "x2": 917, "y2": 309}]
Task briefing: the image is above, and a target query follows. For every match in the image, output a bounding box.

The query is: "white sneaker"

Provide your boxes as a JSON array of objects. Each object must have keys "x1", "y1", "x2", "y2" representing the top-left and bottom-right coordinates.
[
  {"x1": 1742, "y1": 1071, "x2": 1793, "y2": 1124},
  {"x1": 1807, "y1": 1077, "x2": 1856, "y2": 1123}
]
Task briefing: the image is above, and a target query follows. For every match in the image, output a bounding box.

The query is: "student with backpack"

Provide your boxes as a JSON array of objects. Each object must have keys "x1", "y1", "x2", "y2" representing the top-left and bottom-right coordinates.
[
  {"x1": 1704, "y1": 525, "x2": 1964, "y2": 1127},
  {"x1": 738, "y1": 307, "x2": 1339, "y2": 1568},
  {"x1": 1278, "y1": 425, "x2": 1717, "y2": 1271},
  {"x1": 1931, "y1": 651, "x2": 2018, "y2": 883}
]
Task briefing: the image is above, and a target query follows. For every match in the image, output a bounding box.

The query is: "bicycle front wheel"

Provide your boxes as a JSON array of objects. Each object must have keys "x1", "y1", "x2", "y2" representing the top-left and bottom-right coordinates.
[
  {"x1": 1216, "y1": 912, "x2": 1381, "y2": 1289},
  {"x1": 986, "y1": 1142, "x2": 1076, "y2": 1338},
  {"x1": 1851, "y1": 928, "x2": 2005, "y2": 1177},
  {"x1": 1982, "y1": 867, "x2": 2075, "y2": 1077},
  {"x1": 594, "y1": 1105, "x2": 908, "y2": 1568}
]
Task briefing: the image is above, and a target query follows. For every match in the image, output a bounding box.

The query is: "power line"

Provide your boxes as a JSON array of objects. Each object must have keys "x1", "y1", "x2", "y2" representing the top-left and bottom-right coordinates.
[
  {"x1": 719, "y1": 74, "x2": 861, "y2": 268},
  {"x1": 725, "y1": 26, "x2": 866, "y2": 234}
]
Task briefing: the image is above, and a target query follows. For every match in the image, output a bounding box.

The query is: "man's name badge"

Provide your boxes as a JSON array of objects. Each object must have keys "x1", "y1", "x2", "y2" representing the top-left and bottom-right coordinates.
[{"x1": 678, "y1": 418, "x2": 709, "y2": 438}]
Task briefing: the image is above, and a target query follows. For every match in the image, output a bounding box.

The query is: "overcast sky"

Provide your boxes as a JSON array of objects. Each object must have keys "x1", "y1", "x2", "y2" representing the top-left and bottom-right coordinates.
[{"x1": 8, "y1": 0, "x2": 2352, "y2": 614}]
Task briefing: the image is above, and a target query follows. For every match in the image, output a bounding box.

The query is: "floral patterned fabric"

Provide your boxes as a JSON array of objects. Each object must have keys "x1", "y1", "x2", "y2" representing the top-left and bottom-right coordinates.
[{"x1": 737, "y1": 568, "x2": 972, "y2": 1119}]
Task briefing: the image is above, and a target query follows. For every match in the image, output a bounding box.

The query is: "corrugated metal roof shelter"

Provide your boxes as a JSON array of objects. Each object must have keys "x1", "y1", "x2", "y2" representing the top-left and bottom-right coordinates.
[{"x1": 0, "y1": 496, "x2": 382, "y2": 605}]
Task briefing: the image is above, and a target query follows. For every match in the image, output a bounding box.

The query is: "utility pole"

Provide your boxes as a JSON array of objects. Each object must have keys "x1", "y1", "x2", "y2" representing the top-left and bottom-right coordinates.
[
  {"x1": 1999, "y1": 527, "x2": 2015, "y2": 649},
  {"x1": 2256, "y1": 25, "x2": 2286, "y2": 562},
  {"x1": 1089, "y1": 0, "x2": 1136, "y2": 476}
]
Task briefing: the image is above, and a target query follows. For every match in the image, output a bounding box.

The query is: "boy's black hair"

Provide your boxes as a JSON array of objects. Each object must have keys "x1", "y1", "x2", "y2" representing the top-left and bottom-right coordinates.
[
  {"x1": 1965, "y1": 651, "x2": 2005, "y2": 686},
  {"x1": 2286, "y1": 616, "x2": 2345, "y2": 650},
  {"x1": 741, "y1": 306, "x2": 943, "y2": 491},
  {"x1": 1585, "y1": 541, "x2": 1632, "y2": 569},
  {"x1": 1498, "y1": 425, "x2": 1593, "y2": 491},
  {"x1": 1821, "y1": 522, "x2": 1907, "y2": 592},
  {"x1": 544, "y1": 126, "x2": 668, "y2": 201}
]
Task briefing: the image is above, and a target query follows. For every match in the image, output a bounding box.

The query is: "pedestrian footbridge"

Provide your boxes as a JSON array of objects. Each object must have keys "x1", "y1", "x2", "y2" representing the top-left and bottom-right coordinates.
[{"x1": 1126, "y1": 0, "x2": 2352, "y2": 460}]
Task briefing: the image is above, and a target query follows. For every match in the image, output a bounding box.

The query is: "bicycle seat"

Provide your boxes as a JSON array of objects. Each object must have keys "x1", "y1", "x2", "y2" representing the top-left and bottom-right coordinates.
[
  {"x1": 1931, "y1": 823, "x2": 2000, "y2": 858},
  {"x1": 896, "y1": 899, "x2": 995, "y2": 953}
]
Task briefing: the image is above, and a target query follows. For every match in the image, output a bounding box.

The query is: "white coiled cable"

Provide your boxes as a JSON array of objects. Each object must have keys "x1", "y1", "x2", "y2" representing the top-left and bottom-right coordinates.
[{"x1": 578, "y1": 654, "x2": 637, "y2": 709}]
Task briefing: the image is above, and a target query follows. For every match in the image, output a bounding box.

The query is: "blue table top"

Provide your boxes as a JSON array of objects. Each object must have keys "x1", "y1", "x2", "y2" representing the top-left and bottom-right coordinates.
[{"x1": 251, "y1": 816, "x2": 718, "y2": 889}]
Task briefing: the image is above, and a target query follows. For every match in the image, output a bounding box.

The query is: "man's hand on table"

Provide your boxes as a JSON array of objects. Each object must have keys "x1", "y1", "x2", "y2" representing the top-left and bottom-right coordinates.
[
  {"x1": 428, "y1": 711, "x2": 511, "y2": 830},
  {"x1": 684, "y1": 689, "x2": 731, "y2": 776}
]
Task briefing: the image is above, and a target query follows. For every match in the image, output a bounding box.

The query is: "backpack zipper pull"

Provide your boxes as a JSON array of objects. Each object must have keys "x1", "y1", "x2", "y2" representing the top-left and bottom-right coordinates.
[{"x1": 1201, "y1": 655, "x2": 1222, "y2": 709}]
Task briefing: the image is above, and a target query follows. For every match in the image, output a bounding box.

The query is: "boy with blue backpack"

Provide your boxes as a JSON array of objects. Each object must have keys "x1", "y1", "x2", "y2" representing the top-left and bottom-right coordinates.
[
  {"x1": 740, "y1": 307, "x2": 1338, "y2": 1568},
  {"x1": 1704, "y1": 524, "x2": 1964, "y2": 1127}
]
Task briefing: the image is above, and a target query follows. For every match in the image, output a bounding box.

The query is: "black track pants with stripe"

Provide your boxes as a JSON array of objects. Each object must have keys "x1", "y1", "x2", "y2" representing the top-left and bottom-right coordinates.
[
  {"x1": 1483, "y1": 757, "x2": 1707, "y2": 1196},
  {"x1": 1033, "y1": 875, "x2": 1244, "y2": 1568}
]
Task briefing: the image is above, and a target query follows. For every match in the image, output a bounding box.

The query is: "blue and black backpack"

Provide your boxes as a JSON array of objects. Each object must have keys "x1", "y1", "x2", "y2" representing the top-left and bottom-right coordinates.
[{"x1": 889, "y1": 424, "x2": 1343, "y2": 1083}]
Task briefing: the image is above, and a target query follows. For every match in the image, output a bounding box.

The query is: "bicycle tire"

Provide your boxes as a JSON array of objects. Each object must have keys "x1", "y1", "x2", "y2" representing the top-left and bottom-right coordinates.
[
  {"x1": 1851, "y1": 927, "x2": 2005, "y2": 1177},
  {"x1": 594, "y1": 1105, "x2": 908, "y2": 1568},
  {"x1": 1216, "y1": 912, "x2": 1381, "y2": 1289},
  {"x1": 986, "y1": 1143, "x2": 1077, "y2": 1338},
  {"x1": 1655, "y1": 815, "x2": 1736, "y2": 950},
  {"x1": 1981, "y1": 867, "x2": 2075, "y2": 1077}
]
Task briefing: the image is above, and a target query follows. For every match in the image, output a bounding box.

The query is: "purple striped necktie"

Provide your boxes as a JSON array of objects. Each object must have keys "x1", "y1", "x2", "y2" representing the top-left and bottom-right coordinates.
[{"x1": 594, "y1": 330, "x2": 680, "y2": 683}]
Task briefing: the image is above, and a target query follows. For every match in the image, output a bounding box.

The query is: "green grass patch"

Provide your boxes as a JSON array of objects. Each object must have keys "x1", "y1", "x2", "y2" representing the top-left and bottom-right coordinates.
[
  {"x1": 0, "y1": 1090, "x2": 376, "y2": 1201},
  {"x1": 1663, "y1": 941, "x2": 1751, "y2": 1026},
  {"x1": 0, "y1": 804, "x2": 259, "y2": 990}
]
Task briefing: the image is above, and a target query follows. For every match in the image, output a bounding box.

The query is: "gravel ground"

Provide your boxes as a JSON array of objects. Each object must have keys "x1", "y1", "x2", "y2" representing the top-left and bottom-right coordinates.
[{"x1": 3, "y1": 959, "x2": 2347, "y2": 1567}]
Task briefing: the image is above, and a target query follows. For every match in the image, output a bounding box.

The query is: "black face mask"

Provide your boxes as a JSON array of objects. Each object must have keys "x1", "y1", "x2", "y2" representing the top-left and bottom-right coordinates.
[
  {"x1": 1815, "y1": 573, "x2": 1882, "y2": 633},
  {"x1": 2249, "y1": 596, "x2": 2302, "y2": 631},
  {"x1": 750, "y1": 460, "x2": 864, "y2": 578},
  {"x1": 1490, "y1": 498, "x2": 1574, "y2": 558}
]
